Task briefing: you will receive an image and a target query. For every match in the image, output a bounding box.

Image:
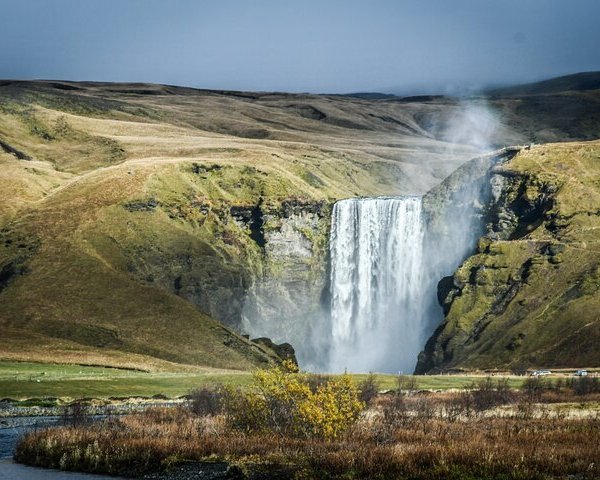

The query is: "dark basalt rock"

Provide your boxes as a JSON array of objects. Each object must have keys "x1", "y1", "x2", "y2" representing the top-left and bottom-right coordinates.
[
  {"x1": 142, "y1": 461, "x2": 233, "y2": 480},
  {"x1": 0, "y1": 261, "x2": 27, "y2": 293},
  {"x1": 0, "y1": 138, "x2": 31, "y2": 160},
  {"x1": 123, "y1": 198, "x2": 158, "y2": 212},
  {"x1": 0, "y1": 230, "x2": 38, "y2": 293},
  {"x1": 278, "y1": 198, "x2": 328, "y2": 218},
  {"x1": 230, "y1": 202, "x2": 266, "y2": 248},
  {"x1": 251, "y1": 337, "x2": 298, "y2": 365},
  {"x1": 486, "y1": 172, "x2": 557, "y2": 241},
  {"x1": 436, "y1": 275, "x2": 454, "y2": 305},
  {"x1": 192, "y1": 163, "x2": 223, "y2": 175},
  {"x1": 143, "y1": 461, "x2": 297, "y2": 480}
]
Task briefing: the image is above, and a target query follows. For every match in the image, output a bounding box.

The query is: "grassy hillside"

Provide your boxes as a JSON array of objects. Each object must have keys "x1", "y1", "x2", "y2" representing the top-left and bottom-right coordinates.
[
  {"x1": 419, "y1": 141, "x2": 600, "y2": 372},
  {"x1": 486, "y1": 72, "x2": 600, "y2": 144},
  {"x1": 1, "y1": 79, "x2": 599, "y2": 373},
  {"x1": 0, "y1": 81, "x2": 482, "y2": 371}
]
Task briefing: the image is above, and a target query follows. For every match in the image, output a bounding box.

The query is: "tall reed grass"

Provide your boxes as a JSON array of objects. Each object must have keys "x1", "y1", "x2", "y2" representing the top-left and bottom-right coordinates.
[{"x1": 15, "y1": 376, "x2": 600, "y2": 479}]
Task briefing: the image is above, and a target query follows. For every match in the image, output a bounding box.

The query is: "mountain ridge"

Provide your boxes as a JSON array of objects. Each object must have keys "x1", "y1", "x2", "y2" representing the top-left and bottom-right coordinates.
[{"x1": 487, "y1": 71, "x2": 600, "y2": 97}]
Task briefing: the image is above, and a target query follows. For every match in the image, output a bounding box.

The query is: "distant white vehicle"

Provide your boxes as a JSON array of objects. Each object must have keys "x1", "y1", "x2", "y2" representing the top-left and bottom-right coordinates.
[
  {"x1": 531, "y1": 370, "x2": 551, "y2": 376},
  {"x1": 574, "y1": 369, "x2": 588, "y2": 376}
]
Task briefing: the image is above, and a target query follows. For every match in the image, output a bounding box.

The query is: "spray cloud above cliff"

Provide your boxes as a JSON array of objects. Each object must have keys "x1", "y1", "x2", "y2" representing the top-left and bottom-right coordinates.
[{"x1": 442, "y1": 102, "x2": 501, "y2": 151}]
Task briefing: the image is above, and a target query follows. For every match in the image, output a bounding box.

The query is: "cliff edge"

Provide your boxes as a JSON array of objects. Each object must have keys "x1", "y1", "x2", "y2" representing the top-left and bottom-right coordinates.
[{"x1": 417, "y1": 141, "x2": 600, "y2": 372}]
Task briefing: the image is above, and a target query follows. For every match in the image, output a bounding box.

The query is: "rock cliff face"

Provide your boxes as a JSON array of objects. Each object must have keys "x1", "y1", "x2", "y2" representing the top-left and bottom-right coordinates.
[
  {"x1": 109, "y1": 166, "x2": 334, "y2": 337},
  {"x1": 241, "y1": 201, "x2": 332, "y2": 366},
  {"x1": 417, "y1": 141, "x2": 600, "y2": 372}
]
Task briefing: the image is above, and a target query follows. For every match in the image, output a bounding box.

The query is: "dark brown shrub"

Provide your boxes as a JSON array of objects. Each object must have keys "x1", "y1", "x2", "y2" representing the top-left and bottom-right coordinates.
[
  {"x1": 358, "y1": 373, "x2": 380, "y2": 406},
  {"x1": 569, "y1": 376, "x2": 600, "y2": 396},
  {"x1": 188, "y1": 386, "x2": 224, "y2": 416},
  {"x1": 470, "y1": 377, "x2": 516, "y2": 412},
  {"x1": 521, "y1": 376, "x2": 548, "y2": 402},
  {"x1": 397, "y1": 374, "x2": 417, "y2": 395},
  {"x1": 442, "y1": 390, "x2": 474, "y2": 421},
  {"x1": 372, "y1": 393, "x2": 408, "y2": 444}
]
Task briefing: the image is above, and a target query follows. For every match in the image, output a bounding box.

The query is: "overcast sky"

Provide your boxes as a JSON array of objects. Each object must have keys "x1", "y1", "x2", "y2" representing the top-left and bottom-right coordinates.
[{"x1": 1, "y1": 0, "x2": 599, "y2": 94}]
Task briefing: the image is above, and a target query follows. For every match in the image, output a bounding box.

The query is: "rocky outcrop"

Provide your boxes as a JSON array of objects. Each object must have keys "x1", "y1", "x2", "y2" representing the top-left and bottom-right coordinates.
[
  {"x1": 417, "y1": 141, "x2": 600, "y2": 372},
  {"x1": 408, "y1": 147, "x2": 522, "y2": 372},
  {"x1": 422, "y1": 146, "x2": 522, "y2": 240},
  {"x1": 0, "y1": 138, "x2": 31, "y2": 160},
  {"x1": 119, "y1": 192, "x2": 331, "y2": 337},
  {"x1": 251, "y1": 337, "x2": 297, "y2": 365},
  {"x1": 128, "y1": 193, "x2": 332, "y2": 366}
]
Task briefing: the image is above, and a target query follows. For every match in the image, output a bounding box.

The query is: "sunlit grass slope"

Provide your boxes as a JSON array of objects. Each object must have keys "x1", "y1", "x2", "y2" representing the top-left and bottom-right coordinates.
[
  {"x1": 0, "y1": 81, "x2": 480, "y2": 371},
  {"x1": 423, "y1": 141, "x2": 600, "y2": 371}
]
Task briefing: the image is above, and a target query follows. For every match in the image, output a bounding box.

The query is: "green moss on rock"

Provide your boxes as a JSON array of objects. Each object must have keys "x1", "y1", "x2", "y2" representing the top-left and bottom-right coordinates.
[{"x1": 419, "y1": 141, "x2": 600, "y2": 372}]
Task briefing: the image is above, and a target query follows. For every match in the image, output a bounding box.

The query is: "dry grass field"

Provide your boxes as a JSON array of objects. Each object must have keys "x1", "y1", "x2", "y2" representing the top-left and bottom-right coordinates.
[{"x1": 14, "y1": 367, "x2": 600, "y2": 479}]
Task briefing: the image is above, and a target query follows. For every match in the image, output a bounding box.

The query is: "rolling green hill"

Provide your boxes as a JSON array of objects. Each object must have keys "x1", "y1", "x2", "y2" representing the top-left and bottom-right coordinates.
[{"x1": 1, "y1": 77, "x2": 600, "y2": 373}]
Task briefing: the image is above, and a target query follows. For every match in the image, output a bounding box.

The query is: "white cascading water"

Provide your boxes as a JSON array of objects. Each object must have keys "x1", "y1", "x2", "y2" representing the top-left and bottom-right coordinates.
[{"x1": 328, "y1": 196, "x2": 426, "y2": 373}]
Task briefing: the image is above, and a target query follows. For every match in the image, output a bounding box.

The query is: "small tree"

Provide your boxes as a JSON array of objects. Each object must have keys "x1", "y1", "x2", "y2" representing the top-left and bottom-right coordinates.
[
  {"x1": 296, "y1": 373, "x2": 364, "y2": 439},
  {"x1": 358, "y1": 373, "x2": 380, "y2": 406}
]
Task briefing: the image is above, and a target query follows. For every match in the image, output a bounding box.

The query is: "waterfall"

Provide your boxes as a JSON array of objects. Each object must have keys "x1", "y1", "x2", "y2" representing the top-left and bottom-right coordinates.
[{"x1": 328, "y1": 196, "x2": 426, "y2": 373}]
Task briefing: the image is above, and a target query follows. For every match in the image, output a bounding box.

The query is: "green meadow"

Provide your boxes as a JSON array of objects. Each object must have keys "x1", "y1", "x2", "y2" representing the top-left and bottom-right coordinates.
[{"x1": 0, "y1": 360, "x2": 530, "y2": 401}]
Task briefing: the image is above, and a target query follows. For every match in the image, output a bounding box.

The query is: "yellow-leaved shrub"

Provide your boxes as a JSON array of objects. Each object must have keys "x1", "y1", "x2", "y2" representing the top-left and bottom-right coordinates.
[{"x1": 223, "y1": 360, "x2": 364, "y2": 440}]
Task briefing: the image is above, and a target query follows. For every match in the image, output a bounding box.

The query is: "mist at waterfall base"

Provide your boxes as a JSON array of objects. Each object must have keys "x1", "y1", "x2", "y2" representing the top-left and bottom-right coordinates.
[{"x1": 242, "y1": 101, "x2": 500, "y2": 373}]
